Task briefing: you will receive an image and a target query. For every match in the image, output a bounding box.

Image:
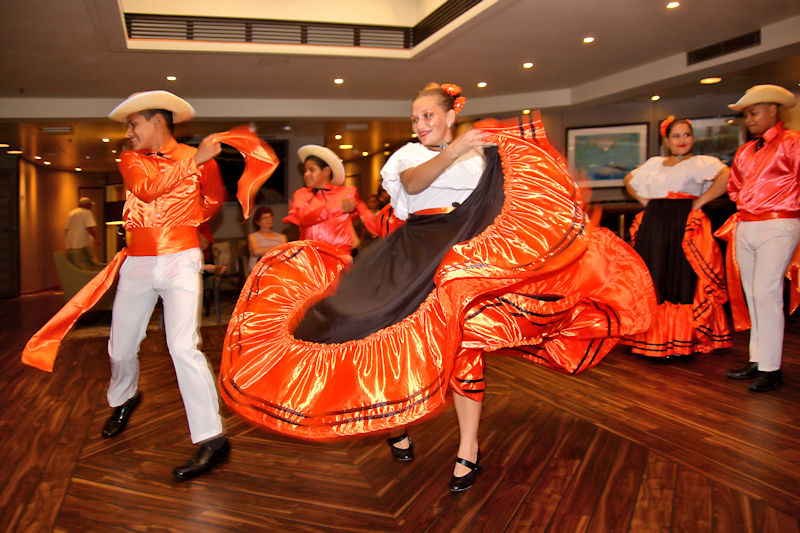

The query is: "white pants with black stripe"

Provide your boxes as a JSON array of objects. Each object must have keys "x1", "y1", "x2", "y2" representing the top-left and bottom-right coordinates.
[
  {"x1": 736, "y1": 218, "x2": 800, "y2": 372},
  {"x1": 107, "y1": 247, "x2": 223, "y2": 443}
]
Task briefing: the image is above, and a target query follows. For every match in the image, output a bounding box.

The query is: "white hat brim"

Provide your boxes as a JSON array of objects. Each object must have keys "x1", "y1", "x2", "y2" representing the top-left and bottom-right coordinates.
[
  {"x1": 728, "y1": 84, "x2": 796, "y2": 111},
  {"x1": 297, "y1": 145, "x2": 346, "y2": 186},
  {"x1": 108, "y1": 90, "x2": 195, "y2": 123}
]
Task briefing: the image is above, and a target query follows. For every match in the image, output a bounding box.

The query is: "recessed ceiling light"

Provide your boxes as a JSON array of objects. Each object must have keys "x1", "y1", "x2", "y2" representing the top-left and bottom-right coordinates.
[
  {"x1": 383, "y1": 151, "x2": 390, "y2": 156},
  {"x1": 75, "y1": 167, "x2": 82, "y2": 171},
  {"x1": 726, "y1": 119, "x2": 734, "y2": 124},
  {"x1": 115, "y1": 158, "x2": 121, "y2": 163},
  {"x1": 522, "y1": 62, "x2": 534, "y2": 69},
  {"x1": 666, "y1": 1, "x2": 680, "y2": 8},
  {"x1": 700, "y1": 77, "x2": 722, "y2": 84},
  {"x1": 43, "y1": 161, "x2": 51, "y2": 165},
  {"x1": 411, "y1": 133, "x2": 418, "y2": 138},
  {"x1": 477, "y1": 81, "x2": 487, "y2": 88},
  {"x1": 111, "y1": 149, "x2": 117, "y2": 153},
  {"x1": 361, "y1": 151, "x2": 369, "y2": 157},
  {"x1": 383, "y1": 142, "x2": 389, "y2": 147},
  {"x1": 7, "y1": 149, "x2": 22, "y2": 155},
  {"x1": 334, "y1": 134, "x2": 342, "y2": 140},
  {"x1": 333, "y1": 78, "x2": 344, "y2": 85},
  {"x1": 522, "y1": 109, "x2": 531, "y2": 115},
  {"x1": 339, "y1": 144, "x2": 353, "y2": 149},
  {"x1": 0, "y1": 143, "x2": 8, "y2": 148},
  {"x1": 34, "y1": 155, "x2": 42, "y2": 160},
  {"x1": 102, "y1": 138, "x2": 110, "y2": 143},
  {"x1": 583, "y1": 36, "x2": 595, "y2": 44},
  {"x1": 651, "y1": 95, "x2": 661, "y2": 101},
  {"x1": 281, "y1": 125, "x2": 292, "y2": 131},
  {"x1": 166, "y1": 75, "x2": 177, "y2": 81}
]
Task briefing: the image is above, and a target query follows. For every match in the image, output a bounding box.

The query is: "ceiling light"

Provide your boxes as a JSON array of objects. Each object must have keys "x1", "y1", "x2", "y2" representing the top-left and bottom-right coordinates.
[
  {"x1": 43, "y1": 161, "x2": 51, "y2": 165},
  {"x1": 111, "y1": 149, "x2": 117, "y2": 153},
  {"x1": 75, "y1": 167, "x2": 82, "y2": 171},
  {"x1": 102, "y1": 138, "x2": 110, "y2": 142},
  {"x1": 583, "y1": 36, "x2": 595, "y2": 44},
  {"x1": 666, "y1": 1, "x2": 680, "y2": 8},
  {"x1": 333, "y1": 78, "x2": 344, "y2": 85},
  {"x1": 0, "y1": 143, "x2": 8, "y2": 148},
  {"x1": 7, "y1": 149, "x2": 22, "y2": 154},
  {"x1": 115, "y1": 158, "x2": 121, "y2": 163},
  {"x1": 477, "y1": 81, "x2": 487, "y2": 88},
  {"x1": 361, "y1": 151, "x2": 369, "y2": 157},
  {"x1": 700, "y1": 77, "x2": 722, "y2": 84},
  {"x1": 282, "y1": 125, "x2": 292, "y2": 131},
  {"x1": 166, "y1": 75, "x2": 177, "y2": 81},
  {"x1": 383, "y1": 151, "x2": 390, "y2": 156},
  {"x1": 34, "y1": 155, "x2": 42, "y2": 160},
  {"x1": 522, "y1": 109, "x2": 531, "y2": 115},
  {"x1": 334, "y1": 134, "x2": 342, "y2": 140},
  {"x1": 727, "y1": 119, "x2": 735, "y2": 124},
  {"x1": 383, "y1": 142, "x2": 389, "y2": 147},
  {"x1": 522, "y1": 62, "x2": 534, "y2": 69},
  {"x1": 411, "y1": 133, "x2": 418, "y2": 138},
  {"x1": 651, "y1": 95, "x2": 661, "y2": 101},
  {"x1": 339, "y1": 144, "x2": 353, "y2": 149}
]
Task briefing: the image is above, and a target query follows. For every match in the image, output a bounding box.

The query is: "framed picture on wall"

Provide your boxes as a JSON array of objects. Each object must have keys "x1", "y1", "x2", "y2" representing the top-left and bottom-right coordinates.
[
  {"x1": 673, "y1": 116, "x2": 745, "y2": 167},
  {"x1": 567, "y1": 123, "x2": 648, "y2": 187}
]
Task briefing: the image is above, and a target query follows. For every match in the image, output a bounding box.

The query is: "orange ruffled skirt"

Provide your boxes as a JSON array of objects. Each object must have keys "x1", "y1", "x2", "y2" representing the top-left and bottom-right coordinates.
[
  {"x1": 623, "y1": 208, "x2": 731, "y2": 356},
  {"x1": 219, "y1": 114, "x2": 657, "y2": 439}
]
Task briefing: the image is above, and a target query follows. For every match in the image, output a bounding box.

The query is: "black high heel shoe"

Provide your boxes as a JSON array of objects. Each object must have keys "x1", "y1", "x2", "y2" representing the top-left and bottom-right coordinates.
[
  {"x1": 449, "y1": 450, "x2": 481, "y2": 492},
  {"x1": 386, "y1": 433, "x2": 414, "y2": 461}
]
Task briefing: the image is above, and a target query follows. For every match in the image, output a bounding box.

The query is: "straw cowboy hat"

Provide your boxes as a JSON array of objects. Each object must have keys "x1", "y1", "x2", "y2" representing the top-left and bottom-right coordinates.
[
  {"x1": 728, "y1": 84, "x2": 796, "y2": 111},
  {"x1": 297, "y1": 145, "x2": 346, "y2": 186},
  {"x1": 108, "y1": 90, "x2": 195, "y2": 123}
]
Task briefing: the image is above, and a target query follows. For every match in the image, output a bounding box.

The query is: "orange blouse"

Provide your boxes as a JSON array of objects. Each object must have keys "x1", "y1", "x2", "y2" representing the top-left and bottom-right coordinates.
[{"x1": 119, "y1": 137, "x2": 225, "y2": 255}]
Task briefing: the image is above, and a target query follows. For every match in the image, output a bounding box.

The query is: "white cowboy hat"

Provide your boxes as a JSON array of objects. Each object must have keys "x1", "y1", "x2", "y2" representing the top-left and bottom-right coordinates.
[
  {"x1": 108, "y1": 90, "x2": 195, "y2": 123},
  {"x1": 728, "y1": 84, "x2": 796, "y2": 111},
  {"x1": 297, "y1": 145, "x2": 346, "y2": 186}
]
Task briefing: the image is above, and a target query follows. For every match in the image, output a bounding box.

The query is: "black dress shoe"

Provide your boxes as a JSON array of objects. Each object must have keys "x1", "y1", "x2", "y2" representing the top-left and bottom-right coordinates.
[
  {"x1": 386, "y1": 433, "x2": 413, "y2": 461},
  {"x1": 101, "y1": 392, "x2": 140, "y2": 438},
  {"x1": 449, "y1": 452, "x2": 481, "y2": 493},
  {"x1": 173, "y1": 436, "x2": 230, "y2": 481},
  {"x1": 726, "y1": 362, "x2": 759, "y2": 380},
  {"x1": 749, "y1": 370, "x2": 782, "y2": 392}
]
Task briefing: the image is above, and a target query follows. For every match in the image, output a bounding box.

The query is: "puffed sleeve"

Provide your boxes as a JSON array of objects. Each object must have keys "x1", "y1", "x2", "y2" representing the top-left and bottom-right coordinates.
[
  {"x1": 380, "y1": 143, "x2": 426, "y2": 220},
  {"x1": 118, "y1": 151, "x2": 198, "y2": 203},
  {"x1": 694, "y1": 155, "x2": 725, "y2": 182}
]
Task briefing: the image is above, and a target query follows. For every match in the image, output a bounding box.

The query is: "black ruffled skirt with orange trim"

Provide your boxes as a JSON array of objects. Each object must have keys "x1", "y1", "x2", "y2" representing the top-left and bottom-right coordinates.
[
  {"x1": 219, "y1": 113, "x2": 657, "y2": 439},
  {"x1": 622, "y1": 201, "x2": 732, "y2": 357}
]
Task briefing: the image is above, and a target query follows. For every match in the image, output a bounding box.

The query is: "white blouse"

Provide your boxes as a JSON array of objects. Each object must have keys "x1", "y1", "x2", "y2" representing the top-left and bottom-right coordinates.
[
  {"x1": 380, "y1": 142, "x2": 484, "y2": 220},
  {"x1": 628, "y1": 155, "x2": 725, "y2": 199}
]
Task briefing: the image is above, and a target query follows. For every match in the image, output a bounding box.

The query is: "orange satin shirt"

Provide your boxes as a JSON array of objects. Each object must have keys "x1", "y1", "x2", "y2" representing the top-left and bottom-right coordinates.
[
  {"x1": 119, "y1": 137, "x2": 225, "y2": 256},
  {"x1": 284, "y1": 185, "x2": 377, "y2": 255},
  {"x1": 728, "y1": 122, "x2": 800, "y2": 216}
]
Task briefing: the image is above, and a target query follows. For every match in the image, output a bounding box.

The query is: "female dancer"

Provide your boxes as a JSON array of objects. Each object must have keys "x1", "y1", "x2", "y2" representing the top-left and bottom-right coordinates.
[
  {"x1": 248, "y1": 206, "x2": 286, "y2": 272},
  {"x1": 219, "y1": 83, "x2": 656, "y2": 492},
  {"x1": 283, "y1": 145, "x2": 377, "y2": 259},
  {"x1": 623, "y1": 116, "x2": 731, "y2": 358}
]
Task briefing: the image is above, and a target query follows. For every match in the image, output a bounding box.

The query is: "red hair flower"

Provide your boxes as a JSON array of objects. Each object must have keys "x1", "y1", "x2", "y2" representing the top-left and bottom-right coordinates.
[
  {"x1": 659, "y1": 115, "x2": 676, "y2": 138},
  {"x1": 453, "y1": 96, "x2": 466, "y2": 114},
  {"x1": 441, "y1": 83, "x2": 466, "y2": 114}
]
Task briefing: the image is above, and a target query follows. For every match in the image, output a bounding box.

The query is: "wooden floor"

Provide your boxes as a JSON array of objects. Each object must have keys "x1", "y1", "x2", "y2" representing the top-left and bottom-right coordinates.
[{"x1": 2, "y1": 292, "x2": 799, "y2": 532}]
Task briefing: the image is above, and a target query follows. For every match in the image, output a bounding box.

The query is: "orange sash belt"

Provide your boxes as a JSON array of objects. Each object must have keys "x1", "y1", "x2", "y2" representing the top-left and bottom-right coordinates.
[
  {"x1": 714, "y1": 212, "x2": 800, "y2": 331},
  {"x1": 22, "y1": 249, "x2": 128, "y2": 372},
  {"x1": 739, "y1": 210, "x2": 800, "y2": 222},
  {"x1": 127, "y1": 226, "x2": 199, "y2": 256},
  {"x1": 664, "y1": 192, "x2": 697, "y2": 200},
  {"x1": 413, "y1": 207, "x2": 456, "y2": 216}
]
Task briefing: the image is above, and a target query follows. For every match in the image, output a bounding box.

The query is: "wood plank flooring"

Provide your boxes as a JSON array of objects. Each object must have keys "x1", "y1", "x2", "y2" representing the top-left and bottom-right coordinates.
[{"x1": 2, "y1": 291, "x2": 799, "y2": 532}]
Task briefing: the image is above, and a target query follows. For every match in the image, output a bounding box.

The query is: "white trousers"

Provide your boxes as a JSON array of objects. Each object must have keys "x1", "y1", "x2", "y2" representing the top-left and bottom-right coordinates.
[
  {"x1": 107, "y1": 247, "x2": 223, "y2": 443},
  {"x1": 735, "y1": 218, "x2": 800, "y2": 372}
]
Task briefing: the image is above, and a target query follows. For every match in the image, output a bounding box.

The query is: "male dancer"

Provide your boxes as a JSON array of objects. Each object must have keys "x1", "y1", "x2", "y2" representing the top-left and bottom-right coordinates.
[
  {"x1": 724, "y1": 84, "x2": 799, "y2": 392},
  {"x1": 103, "y1": 90, "x2": 229, "y2": 478}
]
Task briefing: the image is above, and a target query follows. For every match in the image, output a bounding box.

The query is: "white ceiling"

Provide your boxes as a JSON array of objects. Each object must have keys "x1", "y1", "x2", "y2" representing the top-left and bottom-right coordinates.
[{"x1": 1, "y1": 0, "x2": 799, "y2": 170}]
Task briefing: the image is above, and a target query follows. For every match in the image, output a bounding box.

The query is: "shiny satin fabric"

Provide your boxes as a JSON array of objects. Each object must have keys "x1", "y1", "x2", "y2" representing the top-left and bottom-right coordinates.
[
  {"x1": 216, "y1": 125, "x2": 280, "y2": 219},
  {"x1": 219, "y1": 113, "x2": 657, "y2": 439},
  {"x1": 624, "y1": 210, "x2": 732, "y2": 356},
  {"x1": 728, "y1": 122, "x2": 800, "y2": 215},
  {"x1": 284, "y1": 186, "x2": 379, "y2": 257},
  {"x1": 376, "y1": 204, "x2": 404, "y2": 237},
  {"x1": 715, "y1": 213, "x2": 800, "y2": 331},
  {"x1": 21, "y1": 127, "x2": 279, "y2": 372}
]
